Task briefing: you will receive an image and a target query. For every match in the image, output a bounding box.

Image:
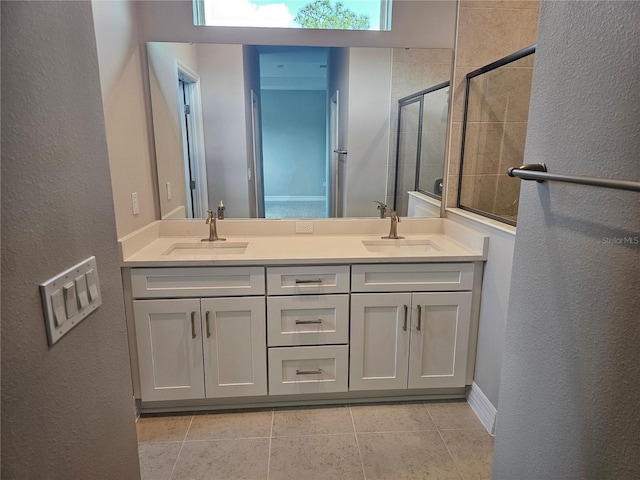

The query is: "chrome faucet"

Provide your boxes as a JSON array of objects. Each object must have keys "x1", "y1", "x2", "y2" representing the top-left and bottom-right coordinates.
[
  {"x1": 374, "y1": 201, "x2": 388, "y2": 218},
  {"x1": 382, "y1": 209, "x2": 404, "y2": 240},
  {"x1": 202, "y1": 210, "x2": 226, "y2": 242}
]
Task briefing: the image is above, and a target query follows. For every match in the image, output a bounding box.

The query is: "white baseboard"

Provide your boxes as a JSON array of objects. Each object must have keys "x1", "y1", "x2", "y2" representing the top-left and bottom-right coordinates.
[
  {"x1": 265, "y1": 195, "x2": 325, "y2": 202},
  {"x1": 467, "y1": 382, "x2": 497, "y2": 436}
]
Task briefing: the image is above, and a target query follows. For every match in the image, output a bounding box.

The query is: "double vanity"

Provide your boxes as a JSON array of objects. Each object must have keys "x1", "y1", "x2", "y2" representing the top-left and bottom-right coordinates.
[{"x1": 120, "y1": 218, "x2": 488, "y2": 412}]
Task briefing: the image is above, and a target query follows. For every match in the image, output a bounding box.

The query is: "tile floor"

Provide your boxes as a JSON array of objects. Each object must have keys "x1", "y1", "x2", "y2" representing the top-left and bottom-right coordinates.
[{"x1": 137, "y1": 401, "x2": 494, "y2": 480}]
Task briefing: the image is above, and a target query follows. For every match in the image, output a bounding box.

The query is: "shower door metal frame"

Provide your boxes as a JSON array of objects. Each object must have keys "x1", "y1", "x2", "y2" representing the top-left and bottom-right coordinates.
[
  {"x1": 456, "y1": 44, "x2": 536, "y2": 227},
  {"x1": 393, "y1": 80, "x2": 450, "y2": 211}
]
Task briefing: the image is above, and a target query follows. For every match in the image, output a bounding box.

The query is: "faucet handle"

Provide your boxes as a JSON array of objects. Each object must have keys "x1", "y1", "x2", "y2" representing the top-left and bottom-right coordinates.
[
  {"x1": 205, "y1": 210, "x2": 214, "y2": 224},
  {"x1": 389, "y1": 209, "x2": 400, "y2": 222},
  {"x1": 374, "y1": 201, "x2": 388, "y2": 218}
]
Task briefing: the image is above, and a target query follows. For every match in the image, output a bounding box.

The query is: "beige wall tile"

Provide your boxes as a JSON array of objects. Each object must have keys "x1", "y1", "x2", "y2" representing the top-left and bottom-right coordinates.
[
  {"x1": 457, "y1": 7, "x2": 523, "y2": 67},
  {"x1": 499, "y1": 122, "x2": 528, "y2": 172},
  {"x1": 519, "y1": 7, "x2": 540, "y2": 46},
  {"x1": 495, "y1": 173, "x2": 521, "y2": 216}
]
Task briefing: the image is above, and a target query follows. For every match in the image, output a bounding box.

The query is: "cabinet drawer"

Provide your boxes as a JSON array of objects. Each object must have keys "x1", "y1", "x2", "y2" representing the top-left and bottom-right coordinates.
[
  {"x1": 131, "y1": 267, "x2": 265, "y2": 298},
  {"x1": 268, "y1": 346, "x2": 348, "y2": 395},
  {"x1": 351, "y1": 263, "x2": 474, "y2": 292},
  {"x1": 267, "y1": 295, "x2": 349, "y2": 347},
  {"x1": 266, "y1": 266, "x2": 350, "y2": 295}
]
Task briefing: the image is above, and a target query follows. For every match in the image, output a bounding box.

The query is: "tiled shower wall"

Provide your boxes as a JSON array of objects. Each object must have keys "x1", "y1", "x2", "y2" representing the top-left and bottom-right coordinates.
[
  {"x1": 445, "y1": 0, "x2": 540, "y2": 213},
  {"x1": 459, "y1": 53, "x2": 535, "y2": 222},
  {"x1": 386, "y1": 48, "x2": 452, "y2": 212}
]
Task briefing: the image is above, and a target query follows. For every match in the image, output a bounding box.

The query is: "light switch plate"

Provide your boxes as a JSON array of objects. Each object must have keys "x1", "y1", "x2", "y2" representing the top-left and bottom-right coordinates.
[{"x1": 40, "y1": 256, "x2": 102, "y2": 346}]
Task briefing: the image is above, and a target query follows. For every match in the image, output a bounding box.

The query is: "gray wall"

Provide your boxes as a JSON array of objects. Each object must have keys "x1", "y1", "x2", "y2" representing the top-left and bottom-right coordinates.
[
  {"x1": 493, "y1": 1, "x2": 640, "y2": 478},
  {"x1": 1, "y1": 2, "x2": 141, "y2": 478}
]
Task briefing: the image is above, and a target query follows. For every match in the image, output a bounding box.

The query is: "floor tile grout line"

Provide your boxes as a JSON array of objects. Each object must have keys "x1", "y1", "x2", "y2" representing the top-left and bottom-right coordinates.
[
  {"x1": 349, "y1": 405, "x2": 368, "y2": 480},
  {"x1": 168, "y1": 415, "x2": 194, "y2": 480},
  {"x1": 180, "y1": 435, "x2": 272, "y2": 442},
  {"x1": 266, "y1": 408, "x2": 274, "y2": 480},
  {"x1": 271, "y1": 432, "x2": 364, "y2": 439},
  {"x1": 427, "y1": 409, "x2": 467, "y2": 480}
]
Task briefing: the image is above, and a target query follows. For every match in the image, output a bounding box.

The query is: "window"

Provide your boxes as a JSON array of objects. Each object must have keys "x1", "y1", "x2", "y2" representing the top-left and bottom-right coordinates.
[{"x1": 194, "y1": 0, "x2": 392, "y2": 31}]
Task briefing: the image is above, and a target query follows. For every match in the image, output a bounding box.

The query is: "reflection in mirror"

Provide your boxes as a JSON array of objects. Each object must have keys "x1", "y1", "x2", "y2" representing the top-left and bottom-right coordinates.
[
  {"x1": 146, "y1": 42, "x2": 452, "y2": 219},
  {"x1": 393, "y1": 81, "x2": 449, "y2": 216}
]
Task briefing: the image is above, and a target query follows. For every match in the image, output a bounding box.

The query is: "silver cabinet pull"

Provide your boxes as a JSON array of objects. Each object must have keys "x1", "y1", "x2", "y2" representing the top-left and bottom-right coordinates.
[
  {"x1": 417, "y1": 305, "x2": 422, "y2": 331},
  {"x1": 190, "y1": 311, "x2": 196, "y2": 339},
  {"x1": 403, "y1": 305, "x2": 408, "y2": 331},
  {"x1": 295, "y1": 319, "x2": 322, "y2": 325},
  {"x1": 296, "y1": 369, "x2": 323, "y2": 375},
  {"x1": 295, "y1": 279, "x2": 323, "y2": 284},
  {"x1": 205, "y1": 311, "x2": 211, "y2": 338}
]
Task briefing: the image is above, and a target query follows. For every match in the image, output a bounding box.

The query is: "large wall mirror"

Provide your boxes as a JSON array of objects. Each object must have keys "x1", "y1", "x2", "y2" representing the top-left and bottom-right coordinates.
[{"x1": 147, "y1": 42, "x2": 452, "y2": 219}]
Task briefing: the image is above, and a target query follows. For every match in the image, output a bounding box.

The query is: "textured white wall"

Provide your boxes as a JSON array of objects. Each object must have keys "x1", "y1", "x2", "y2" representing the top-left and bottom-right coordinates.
[
  {"x1": 93, "y1": 0, "x2": 159, "y2": 237},
  {"x1": 1, "y1": 2, "x2": 140, "y2": 478},
  {"x1": 445, "y1": 211, "x2": 515, "y2": 407},
  {"x1": 346, "y1": 48, "x2": 392, "y2": 217},
  {"x1": 196, "y1": 44, "x2": 251, "y2": 218},
  {"x1": 493, "y1": 1, "x2": 640, "y2": 477},
  {"x1": 146, "y1": 42, "x2": 200, "y2": 218}
]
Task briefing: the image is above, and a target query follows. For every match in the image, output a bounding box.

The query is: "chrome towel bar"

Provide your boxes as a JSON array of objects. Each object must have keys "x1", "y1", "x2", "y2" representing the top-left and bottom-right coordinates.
[{"x1": 508, "y1": 163, "x2": 640, "y2": 192}]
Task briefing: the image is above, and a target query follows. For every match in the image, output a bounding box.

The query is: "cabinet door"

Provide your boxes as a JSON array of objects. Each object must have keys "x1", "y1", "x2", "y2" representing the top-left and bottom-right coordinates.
[
  {"x1": 350, "y1": 293, "x2": 411, "y2": 391},
  {"x1": 201, "y1": 297, "x2": 267, "y2": 398},
  {"x1": 408, "y1": 292, "x2": 472, "y2": 389},
  {"x1": 134, "y1": 299, "x2": 204, "y2": 401}
]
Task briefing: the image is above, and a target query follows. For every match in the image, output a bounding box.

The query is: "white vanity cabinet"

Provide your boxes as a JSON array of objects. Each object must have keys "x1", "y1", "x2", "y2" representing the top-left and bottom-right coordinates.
[
  {"x1": 129, "y1": 261, "x2": 481, "y2": 408},
  {"x1": 131, "y1": 267, "x2": 267, "y2": 402},
  {"x1": 350, "y1": 264, "x2": 474, "y2": 391},
  {"x1": 266, "y1": 266, "x2": 350, "y2": 395}
]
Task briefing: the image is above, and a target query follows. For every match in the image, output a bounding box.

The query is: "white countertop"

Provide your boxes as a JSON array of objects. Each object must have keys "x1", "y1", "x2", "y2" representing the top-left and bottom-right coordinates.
[{"x1": 119, "y1": 218, "x2": 488, "y2": 267}]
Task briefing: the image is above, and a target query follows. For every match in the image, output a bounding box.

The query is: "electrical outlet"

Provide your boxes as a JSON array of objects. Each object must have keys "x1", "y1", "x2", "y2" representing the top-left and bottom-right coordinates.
[
  {"x1": 131, "y1": 192, "x2": 139, "y2": 215},
  {"x1": 295, "y1": 222, "x2": 313, "y2": 234},
  {"x1": 166, "y1": 182, "x2": 172, "y2": 200}
]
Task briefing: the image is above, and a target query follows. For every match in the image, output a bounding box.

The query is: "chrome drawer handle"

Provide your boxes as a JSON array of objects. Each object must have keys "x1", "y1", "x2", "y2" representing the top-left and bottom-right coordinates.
[
  {"x1": 190, "y1": 311, "x2": 196, "y2": 339},
  {"x1": 296, "y1": 369, "x2": 323, "y2": 375},
  {"x1": 294, "y1": 279, "x2": 323, "y2": 284},
  {"x1": 417, "y1": 305, "x2": 422, "y2": 331},
  {"x1": 295, "y1": 319, "x2": 323, "y2": 325},
  {"x1": 403, "y1": 305, "x2": 408, "y2": 331}
]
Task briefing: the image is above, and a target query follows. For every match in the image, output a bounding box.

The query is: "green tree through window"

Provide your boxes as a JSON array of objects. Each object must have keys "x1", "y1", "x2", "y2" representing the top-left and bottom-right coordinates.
[{"x1": 294, "y1": 0, "x2": 371, "y2": 30}]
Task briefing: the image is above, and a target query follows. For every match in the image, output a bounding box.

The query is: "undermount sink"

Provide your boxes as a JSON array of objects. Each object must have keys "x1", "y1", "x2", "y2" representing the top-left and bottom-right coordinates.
[
  {"x1": 361, "y1": 239, "x2": 441, "y2": 254},
  {"x1": 162, "y1": 242, "x2": 249, "y2": 256}
]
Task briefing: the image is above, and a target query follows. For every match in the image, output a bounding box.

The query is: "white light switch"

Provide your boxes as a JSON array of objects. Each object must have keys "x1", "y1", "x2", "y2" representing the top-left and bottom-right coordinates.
[
  {"x1": 40, "y1": 256, "x2": 102, "y2": 345},
  {"x1": 63, "y1": 283, "x2": 78, "y2": 318},
  {"x1": 132, "y1": 192, "x2": 139, "y2": 215},
  {"x1": 76, "y1": 275, "x2": 88, "y2": 309},
  {"x1": 51, "y1": 289, "x2": 67, "y2": 327},
  {"x1": 166, "y1": 182, "x2": 172, "y2": 201},
  {"x1": 86, "y1": 269, "x2": 99, "y2": 302}
]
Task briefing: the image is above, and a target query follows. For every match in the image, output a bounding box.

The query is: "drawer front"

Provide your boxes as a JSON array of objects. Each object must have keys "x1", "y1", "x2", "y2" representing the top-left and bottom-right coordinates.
[
  {"x1": 267, "y1": 295, "x2": 349, "y2": 347},
  {"x1": 268, "y1": 346, "x2": 348, "y2": 395},
  {"x1": 131, "y1": 267, "x2": 265, "y2": 298},
  {"x1": 351, "y1": 263, "x2": 474, "y2": 292},
  {"x1": 266, "y1": 266, "x2": 350, "y2": 295}
]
